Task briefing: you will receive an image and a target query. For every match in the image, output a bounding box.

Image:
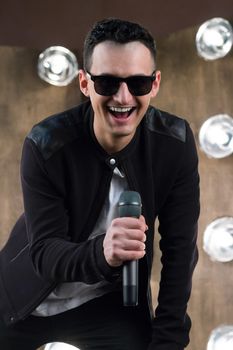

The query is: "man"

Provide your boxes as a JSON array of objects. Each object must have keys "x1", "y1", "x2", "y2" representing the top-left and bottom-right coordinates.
[{"x1": 0, "y1": 18, "x2": 200, "y2": 350}]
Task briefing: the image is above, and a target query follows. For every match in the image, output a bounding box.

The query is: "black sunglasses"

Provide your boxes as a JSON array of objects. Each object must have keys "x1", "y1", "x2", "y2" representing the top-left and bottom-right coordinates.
[{"x1": 86, "y1": 71, "x2": 156, "y2": 96}]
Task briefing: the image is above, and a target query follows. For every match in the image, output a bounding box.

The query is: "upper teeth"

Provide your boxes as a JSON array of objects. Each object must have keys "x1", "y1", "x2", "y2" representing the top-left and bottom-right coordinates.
[{"x1": 109, "y1": 107, "x2": 133, "y2": 113}]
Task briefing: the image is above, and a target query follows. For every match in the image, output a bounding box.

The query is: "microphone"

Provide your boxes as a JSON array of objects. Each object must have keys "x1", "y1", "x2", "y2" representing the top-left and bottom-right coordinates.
[{"x1": 118, "y1": 191, "x2": 142, "y2": 306}]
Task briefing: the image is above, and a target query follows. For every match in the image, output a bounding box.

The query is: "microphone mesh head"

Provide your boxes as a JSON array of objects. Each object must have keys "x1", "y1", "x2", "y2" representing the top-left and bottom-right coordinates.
[{"x1": 118, "y1": 191, "x2": 141, "y2": 218}]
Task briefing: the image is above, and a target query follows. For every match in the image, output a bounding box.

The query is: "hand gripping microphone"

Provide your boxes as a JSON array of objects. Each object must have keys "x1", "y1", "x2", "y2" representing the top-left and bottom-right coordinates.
[{"x1": 118, "y1": 191, "x2": 142, "y2": 306}]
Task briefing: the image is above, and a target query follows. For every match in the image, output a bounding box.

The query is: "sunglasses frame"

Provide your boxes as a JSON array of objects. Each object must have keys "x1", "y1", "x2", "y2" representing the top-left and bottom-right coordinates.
[{"x1": 86, "y1": 70, "x2": 156, "y2": 96}]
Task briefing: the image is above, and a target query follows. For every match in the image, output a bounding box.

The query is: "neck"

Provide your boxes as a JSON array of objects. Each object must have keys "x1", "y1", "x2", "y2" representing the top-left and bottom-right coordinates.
[{"x1": 99, "y1": 135, "x2": 133, "y2": 154}]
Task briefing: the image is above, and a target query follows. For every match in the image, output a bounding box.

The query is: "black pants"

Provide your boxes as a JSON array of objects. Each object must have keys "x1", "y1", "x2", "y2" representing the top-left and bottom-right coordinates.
[{"x1": 0, "y1": 293, "x2": 152, "y2": 350}]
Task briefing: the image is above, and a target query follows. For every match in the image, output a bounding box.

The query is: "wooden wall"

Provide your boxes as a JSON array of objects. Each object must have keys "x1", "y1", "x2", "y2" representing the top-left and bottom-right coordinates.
[
  {"x1": 153, "y1": 26, "x2": 233, "y2": 350},
  {"x1": 0, "y1": 26, "x2": 233, "y2": 350},
  {"x1": 0, "y1": 46, "x2": 81, "y2": 247}
]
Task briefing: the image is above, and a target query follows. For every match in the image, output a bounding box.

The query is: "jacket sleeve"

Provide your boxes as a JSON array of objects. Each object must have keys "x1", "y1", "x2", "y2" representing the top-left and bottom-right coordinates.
[
  {"x1": 149, "y1": 123, "x2": 200, "y2": 350},
  {"x1": 20, "y1": 137, "x2": 120, "y2": 284}
]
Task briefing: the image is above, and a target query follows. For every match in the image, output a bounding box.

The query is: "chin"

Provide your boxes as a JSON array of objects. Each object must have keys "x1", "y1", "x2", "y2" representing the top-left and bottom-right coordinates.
[{"x1": 112, "y1": 129, "x2": 135, "y2": 138}]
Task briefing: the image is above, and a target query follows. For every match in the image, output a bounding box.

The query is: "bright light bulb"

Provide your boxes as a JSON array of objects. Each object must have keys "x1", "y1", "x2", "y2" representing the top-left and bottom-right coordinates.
[
  {"x1": 199, "y1": 114, "x2": 233, "y2": 158},
  {"x1": 47, "y1": 55, "x2": 69, "y2": 75},
  {"x1": 44, "y1": 342, "x2": 80, "y2": 350},
  {"x1": 38, "y1": 46, "x2": 78, "y2": 86},
  {"x1": 196, "y1": 17, "x2": 233, "y2": 60},
  {"x1": 202, "y1": 28, "x2": 225, "y2": 47},
  {"x1": 203, "y1": 217, "x2": 233, "y2": 262},
  {"x1": 207, "y1": 325, "x2": 233, "y2": 350},
  {"x1": 206, "y1": 125, "x2": 230, "y2": 146}
]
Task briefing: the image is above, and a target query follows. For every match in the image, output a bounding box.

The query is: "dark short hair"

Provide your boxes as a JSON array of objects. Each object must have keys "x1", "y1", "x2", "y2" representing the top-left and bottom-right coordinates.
[{"x1": 83, "y1": 18, "x2": 156, "y2": 70}]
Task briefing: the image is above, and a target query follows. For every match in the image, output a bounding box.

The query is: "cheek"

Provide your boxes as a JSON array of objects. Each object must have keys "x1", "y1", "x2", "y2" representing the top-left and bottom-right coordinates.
[
  {"x1": 137, "y1": 97, "x2": 151, "y2": 110},
  {"x1": 89, "y1": 94, "x2": 108, "y2": 111}
]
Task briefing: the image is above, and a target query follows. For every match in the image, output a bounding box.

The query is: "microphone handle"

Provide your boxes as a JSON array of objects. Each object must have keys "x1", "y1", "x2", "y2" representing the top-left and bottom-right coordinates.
[
  {"x1": 118, "y1": 191, "x2": 141, "y2": 307},
  {"x1": 123, "y1": 260, "x2": 138, "y2": 306}
]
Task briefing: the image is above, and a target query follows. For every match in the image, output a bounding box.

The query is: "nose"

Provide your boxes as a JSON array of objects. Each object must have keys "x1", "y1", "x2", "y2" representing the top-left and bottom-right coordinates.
[{"x1": 113, "y1": 82, "x2": 134, "y2": 104}]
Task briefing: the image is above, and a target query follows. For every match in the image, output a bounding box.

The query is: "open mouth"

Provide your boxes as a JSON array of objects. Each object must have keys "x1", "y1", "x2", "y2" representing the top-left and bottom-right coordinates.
[{"x1": 107, "y1": 106, "x2": 136, "y2": 119}]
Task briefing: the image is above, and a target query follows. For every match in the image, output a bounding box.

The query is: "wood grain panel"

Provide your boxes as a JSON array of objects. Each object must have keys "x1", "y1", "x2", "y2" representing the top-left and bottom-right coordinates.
[{"x1": 0, "y1": 46, "x2": 80, "y2": 247}]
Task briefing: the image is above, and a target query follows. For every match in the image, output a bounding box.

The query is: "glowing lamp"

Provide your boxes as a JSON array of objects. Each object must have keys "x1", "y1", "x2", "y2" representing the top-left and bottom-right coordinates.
[
  {"x1": 38, "y1": 46, "x2": 78, "y2": 86},
  {"x1": 203, "y1": 217, "x2": 233, "y2": 262},
  {"x1": 44, "y1": 342, "x2": 80, "y2": 349},
  {"x1": 196, "y1": 17, "x2": 233, "y2": 60},
  {"x1": 199, "y1": 114, "x2": 233, "y2": 158},
  {"x1": 207, "y1": 325, "x2": 233, "y2": 350}
]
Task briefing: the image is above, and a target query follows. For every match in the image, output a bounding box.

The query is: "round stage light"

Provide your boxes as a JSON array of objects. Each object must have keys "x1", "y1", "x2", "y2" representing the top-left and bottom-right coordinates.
[
  {"x1": 44, "y1": 342, "x2": 80, "y2": 350},
  {"x1": 203, "y1": 217, "x2": 233, "y2": 262},
  {"x1": 207, "y1": 325, "x2": 233, "y2": 350},
  {"x1": 38, "y1": 46, "x2": 78, "y2": 86},
  {"x1": 196, "y1": 17, "x2": 233, "y2": 60},
  {"x1": 199, "y1": 114, "x2": 233, "y2": 158}
]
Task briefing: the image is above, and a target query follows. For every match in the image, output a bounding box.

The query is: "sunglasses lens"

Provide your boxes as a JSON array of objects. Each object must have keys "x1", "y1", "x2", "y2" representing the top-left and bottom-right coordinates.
[
  {"x1": 128, "y1": 77, "x2": 153, "y2": 96},
  {"x1": 94, "y1": 76, "x2": 119, "y2": 96}
]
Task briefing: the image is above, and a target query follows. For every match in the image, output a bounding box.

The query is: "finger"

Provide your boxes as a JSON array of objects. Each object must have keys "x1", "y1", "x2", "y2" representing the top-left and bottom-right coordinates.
[
  {"x1": 115, "y1": 249, "x2": 146, "y2": 261},
  {"x1": 139, "y1": 215, "x2": 148, "y2": 231},
  {"x1": 122, "y1": 229, "x2": 147, "y2": 242},
  {"x1": 122, "y1": 239, "x2": 146, "y2": 251},
  {"x1": 113, "y1": 217, "x2": 148, "y2": 232}
]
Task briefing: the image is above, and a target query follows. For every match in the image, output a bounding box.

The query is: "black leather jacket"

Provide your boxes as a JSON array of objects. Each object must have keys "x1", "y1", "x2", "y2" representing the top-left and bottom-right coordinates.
[{"x1": 0, "y1": 101, "x2": 199, "y2": 350}]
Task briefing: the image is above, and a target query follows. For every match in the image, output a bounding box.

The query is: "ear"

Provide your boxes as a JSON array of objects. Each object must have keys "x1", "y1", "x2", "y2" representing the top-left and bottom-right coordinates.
[
  {"x1": 78, "y1": 69, "x2": 90, "y2": 97},
  {"x1": 150, "y1": 70, "x2": 161, "y2": 98}
]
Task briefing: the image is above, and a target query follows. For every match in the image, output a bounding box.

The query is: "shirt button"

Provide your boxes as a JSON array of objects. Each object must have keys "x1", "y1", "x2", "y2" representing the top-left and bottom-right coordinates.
[{"x1": 109, "y1": 158, "x2": 116, "y2": 165}]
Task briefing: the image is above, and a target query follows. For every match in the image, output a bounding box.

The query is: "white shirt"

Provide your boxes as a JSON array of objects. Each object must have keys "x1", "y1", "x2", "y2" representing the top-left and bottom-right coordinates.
[{"x1": 32, "y1": 167, "x2": 128, "y2": 316}]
